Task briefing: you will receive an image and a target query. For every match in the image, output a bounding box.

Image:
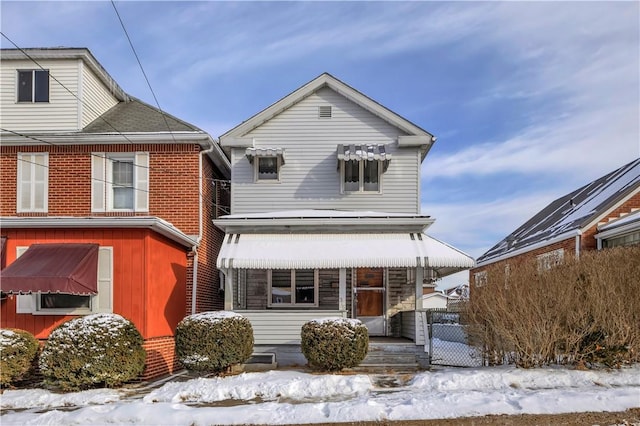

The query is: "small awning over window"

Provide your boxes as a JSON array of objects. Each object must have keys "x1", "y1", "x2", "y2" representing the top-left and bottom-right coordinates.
[
  {"x1": 216, "y1": 233, "x2": 474, "y2": 277},
  {"x1": 0, "y1": 243, "x2": 99, "y2": 295},
  {"x1": 337, "y1": 144, "x2": 391, "y2": 162},
  {"x1": 245, "y1": 147, "x2": 285, "y2": 164}
]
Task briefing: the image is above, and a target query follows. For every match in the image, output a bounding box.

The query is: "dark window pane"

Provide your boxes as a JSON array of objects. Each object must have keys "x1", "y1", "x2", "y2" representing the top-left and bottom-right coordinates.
[
  {"x1": 295, "y1": 269, "x2": 315, "y2": 304},
  {"x1": 258, "y1": 157, "x2": 278, "y2": 180},
  {"x1": 40, "y1": 294, "x2": 91, "y2": 309},
  {"x1": 18, "y1": 71, "x2": 33, "y2": 102},
  {"x1": 34, "y1": 70, "x2": 49, "y2": 102},
  {"x1": 271, "y1": 270, "x2": 291, "y2": 304},
  {"x1": 344, "y1": 160, "x2": 359, "y2": 191},
  {"x1": 364, "y1": 161, "x2": 379, "y2": 191}
]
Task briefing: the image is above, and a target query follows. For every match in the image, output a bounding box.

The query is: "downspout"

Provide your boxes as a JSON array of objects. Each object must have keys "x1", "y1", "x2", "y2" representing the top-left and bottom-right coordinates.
[{"x1": 191, "y1": 136, "x2": 216, "y2": 315}]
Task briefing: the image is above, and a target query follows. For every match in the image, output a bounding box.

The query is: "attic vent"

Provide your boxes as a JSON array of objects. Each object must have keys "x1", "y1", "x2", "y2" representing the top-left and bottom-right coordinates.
[{"x1": 318, "y1": 106, "x2": 332, "y2": 118}]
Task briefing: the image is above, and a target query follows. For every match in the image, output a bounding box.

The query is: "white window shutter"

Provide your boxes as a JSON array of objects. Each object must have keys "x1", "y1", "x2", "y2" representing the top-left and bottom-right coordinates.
[
  {"x1": 134, "y1": 152, "x2": 149, "y2": 212},
  {"x1": 17, "y1": 153, "x2": 48, "y2": 212},
  {"x1": 91, "y1": 153, "x2": 106, "y2": 212},
  {"x1": 14, "y1": 247, "x2": 35, "y2": 314},
  {"x1": 93, "y1": 247, "x2": 113, "y2": 313}
]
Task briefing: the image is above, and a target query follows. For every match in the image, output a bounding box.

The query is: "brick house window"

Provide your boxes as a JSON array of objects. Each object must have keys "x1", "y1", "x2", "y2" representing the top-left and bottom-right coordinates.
[
  {"x1": 91, "y1": 152, "x2": 149, "y2": 212},
  {"x1": 16, "y1": 152, "x2": 48, "y2": 213},
  {"x1": 18, "y1": 70, "x2": 49, "y2": 103},
  {"x1": 473, "y1": 271, "x2": 487, "y2": 287},
  {"x1": 537, "y1": 248, "x2": 564, "y2": 271}
]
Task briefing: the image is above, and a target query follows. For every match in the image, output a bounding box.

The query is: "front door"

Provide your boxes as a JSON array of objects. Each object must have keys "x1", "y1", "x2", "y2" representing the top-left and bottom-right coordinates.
[{"x1": 354, "y1": 268, "x2": 385, "y2": 336}]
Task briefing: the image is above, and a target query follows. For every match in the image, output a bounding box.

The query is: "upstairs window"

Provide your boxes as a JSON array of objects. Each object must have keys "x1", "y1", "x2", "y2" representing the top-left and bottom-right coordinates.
[
  {"x1": 245, "y1": 148, "x2": 285, "y2": 183},
  {"x1": 338, "y1": 144, "x2": 389, "y2": 193},
  {"x1": 17, "y1": 152, "x2": 48, "y2": 213},
  {"x1": 18, "y1": 70, "x2": 49, "y2": 103},
  {"x1": 91, "y1": 152, "x2": 149, "y2": 212}
]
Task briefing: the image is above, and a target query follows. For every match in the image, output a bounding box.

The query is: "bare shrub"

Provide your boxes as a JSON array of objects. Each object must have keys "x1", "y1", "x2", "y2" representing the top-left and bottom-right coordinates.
[{"x1": 465, "y1": 246, "x2": 640, "y2": 368}]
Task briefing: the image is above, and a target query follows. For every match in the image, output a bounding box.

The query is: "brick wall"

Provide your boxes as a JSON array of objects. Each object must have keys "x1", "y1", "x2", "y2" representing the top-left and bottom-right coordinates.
[
  {"x1": 142, "y1": 336, "x2": 181, "y2": 380},
  {"x1": 470, "y1": 192, "x2": 640, "y2": 283}
]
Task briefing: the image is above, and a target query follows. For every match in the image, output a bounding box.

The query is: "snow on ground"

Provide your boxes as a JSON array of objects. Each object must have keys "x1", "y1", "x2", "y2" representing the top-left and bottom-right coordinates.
[{"x1": 1, "y1": 366, "x2": 639, "y2": 425}]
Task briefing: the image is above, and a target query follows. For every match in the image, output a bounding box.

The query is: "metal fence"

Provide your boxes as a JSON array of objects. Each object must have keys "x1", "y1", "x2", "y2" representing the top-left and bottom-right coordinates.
[{"x1": 427, "y1": 308, "x2": 484, "y2": 367}]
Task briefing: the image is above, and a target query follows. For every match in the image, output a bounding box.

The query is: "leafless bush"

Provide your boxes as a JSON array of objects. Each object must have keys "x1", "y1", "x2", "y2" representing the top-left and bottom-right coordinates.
[{"x1": 465, "y1": 246, "x2": 640, "y2": 368}]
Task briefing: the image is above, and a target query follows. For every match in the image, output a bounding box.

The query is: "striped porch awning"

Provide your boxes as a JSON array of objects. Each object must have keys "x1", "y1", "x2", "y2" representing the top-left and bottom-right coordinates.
[{"x1": 216, "y1": 233, "x2": 474, "y2": 277}]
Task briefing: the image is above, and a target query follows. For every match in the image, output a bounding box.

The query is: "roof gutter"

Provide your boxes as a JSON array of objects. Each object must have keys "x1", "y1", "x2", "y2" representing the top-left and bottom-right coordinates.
[{"x1": 0, "y1": 217, "x2": 196, "y2": 248}]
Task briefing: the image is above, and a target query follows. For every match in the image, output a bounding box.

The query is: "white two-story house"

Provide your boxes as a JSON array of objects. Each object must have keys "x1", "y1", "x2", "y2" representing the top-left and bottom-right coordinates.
[{"x1": 214, "y1": 73, "x2": 474, "y2": 367}]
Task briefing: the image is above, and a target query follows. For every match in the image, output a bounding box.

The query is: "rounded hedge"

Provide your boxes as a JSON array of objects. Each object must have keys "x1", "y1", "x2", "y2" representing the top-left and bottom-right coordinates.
[
  {"x1": 0, "y1": 328, "x2": 40, "y2": 387},
  {"x1": 175, "y1": 311, "x2": 253, "y2": 373},
  {"x1": 301, "y1": 318, "x2": 369, "y2": 371},
  {"x1": 39, "y1": 314, "x2": 146, "y2": 391}
]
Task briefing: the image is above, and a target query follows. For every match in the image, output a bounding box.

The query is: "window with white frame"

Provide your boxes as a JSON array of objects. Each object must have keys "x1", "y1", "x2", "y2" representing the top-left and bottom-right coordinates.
[
  {"x1": 16, "y1": 246, "x2": 113, "y2": 315},
  {"x1": 341, "y1": 159, "x2": 381, "y2": 193},
  {"x1": 17, "y1": 152, "x2": 48, "y2": 213},
  {"x1": 473, "y1": 271, "x2": 487, "y2": 287},
  {"x1": 604, "y1": 231, "x2": 640, "y2": 248},
  {"x1": 91, "y1": 152, "x2": 149, "y2": 212},
  {"x1": 268, "y1": 269, "x2": 319, "y2": 307},
  {"x1": 17, "y1": 70, "x2": 49, "y2": 103},
  {"x1": 537, "y1": 248, "x2": 564, "y2": 271},
  {"x1": 256, "y1": 156, "x2": 280, "y2": 181}
]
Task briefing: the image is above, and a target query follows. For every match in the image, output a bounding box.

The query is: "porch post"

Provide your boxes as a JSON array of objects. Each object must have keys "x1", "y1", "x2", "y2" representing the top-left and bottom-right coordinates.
[
  {"x1": 224, "y1": 269, "x2": 234, "y2": 311},
  {"x1": 415, "y1": 267, "x2": 424, "y2": 310},
  {"x1": 338, "y1": 268, "x2": 347, "y2": 311}
]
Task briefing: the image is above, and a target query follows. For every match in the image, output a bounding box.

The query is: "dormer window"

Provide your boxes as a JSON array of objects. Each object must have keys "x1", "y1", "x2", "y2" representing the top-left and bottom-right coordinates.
[
  {"x1": 18, "y1": 70, "x2": 49, "y2": 103},
  {"x1": 246, "y1": 147, "x2": 285, "y2": 182},
  {"x1": 337, "y1": 144, "x2": 390, "y2": 193}
]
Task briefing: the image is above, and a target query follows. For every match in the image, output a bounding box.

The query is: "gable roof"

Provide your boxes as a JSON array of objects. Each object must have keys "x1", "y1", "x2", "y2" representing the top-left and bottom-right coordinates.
[
  {"x1": 220, "y1": 72, "x2": 435, "y2": 142},
  {"x1": 82, "y1": 97, "x2": 203, "y2": 133},
  {"x1": 477, "y1": 158, "x2": 640, "y2": 265}
]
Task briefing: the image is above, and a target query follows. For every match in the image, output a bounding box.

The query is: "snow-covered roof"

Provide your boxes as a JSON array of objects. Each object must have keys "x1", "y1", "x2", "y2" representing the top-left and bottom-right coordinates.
[
  {"x1": 216, "y1": 232, "x2": 474, "y2": 277},
  {"x1": 477, "y1": 158, "x2": 640, "y2": 265}
]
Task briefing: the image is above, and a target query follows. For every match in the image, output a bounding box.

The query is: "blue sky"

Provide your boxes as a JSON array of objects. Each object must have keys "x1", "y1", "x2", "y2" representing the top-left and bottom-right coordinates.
[{"x1": 2, "y1": 1, "x2": 639, "y2": 286}]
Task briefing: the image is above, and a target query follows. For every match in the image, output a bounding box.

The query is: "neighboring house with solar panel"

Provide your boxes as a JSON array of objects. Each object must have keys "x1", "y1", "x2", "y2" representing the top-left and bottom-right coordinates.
[
  {"x1": 471, "y1": 158, "x2": 640, "y2": 287},
  {"x1": 214, "y1": 73, "x2": 475, "y2": 368},
  {"x1": 0, "y1": 47, "x2": 230, "y2": 380}
]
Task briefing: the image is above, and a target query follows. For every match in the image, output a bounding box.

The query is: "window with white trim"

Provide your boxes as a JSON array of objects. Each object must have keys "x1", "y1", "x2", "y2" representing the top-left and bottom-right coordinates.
[
  {"x1": 256, "y1": 156, "x2": 280, "y2": 181},
  {"x1": 17, "y1": 152, "x2": 48, "y2": 212},
  {"x1": 16, "y1": 246, "x2": 113, "y2": 315},
  {"x1": 537, "y1": 248, "x2": 564, "y2": 271},
  {"x1": 268, "y1": 269, "x2": 319, "y2": 307},
  {"x1": 341, "y1": 160, "x2": 381, "y2": 193},
  {"x1": 91, "y1": 152, "x2": 149, "y2": 212},
  {"x1": 17, "y1": 70, "x2": 49, "y2": 103}
]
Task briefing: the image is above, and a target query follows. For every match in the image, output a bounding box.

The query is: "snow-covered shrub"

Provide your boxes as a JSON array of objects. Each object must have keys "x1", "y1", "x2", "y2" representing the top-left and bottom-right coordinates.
[
  {"x1": 175, "y1": 311, "x2": 253, "y2": 373},
  {"x1": 39, "y1": 314, "x2": 146, "y2": 390},
  {"x1": 301, "y1": 318, "x2": 369, "y2": 371},
  {"x1": 0, "y1": 328, "x2": 40, "y2": 387}
]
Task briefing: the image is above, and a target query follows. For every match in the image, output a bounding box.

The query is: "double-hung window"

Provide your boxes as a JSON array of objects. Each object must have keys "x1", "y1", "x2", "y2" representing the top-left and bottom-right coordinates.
[
  {"x1": 268, "y1": 269, "x2": 319, "y2": 307},
  {"x1": 91, "y1": 152, "x2": 149, "y2": 212},
  {"x1": 245, "y1": 148, "x2": 285, "y2": 182},
  {"x1": 18, "y1": 70, "x2": 49, "y2": 103},
  {"x1": 17, "y1": 152, "x2": 48, "y2": 213},
  {"x1": 338, "y1": 144, "x2": 388, "y2": 193}
]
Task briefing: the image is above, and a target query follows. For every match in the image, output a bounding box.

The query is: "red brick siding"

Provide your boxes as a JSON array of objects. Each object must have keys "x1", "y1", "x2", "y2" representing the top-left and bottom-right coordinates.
[
  {"x1": 470, "y1": 192, "x2": 640, "y2": 281},
  {"x1": 142, "y1": 336, "x2": 181, "y2": 380}
]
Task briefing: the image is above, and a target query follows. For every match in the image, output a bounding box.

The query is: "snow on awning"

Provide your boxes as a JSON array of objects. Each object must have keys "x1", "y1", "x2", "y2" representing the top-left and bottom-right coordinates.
[
  {"x1": 0, "y1": 243, "x2": 99, "y2": 295},
  {"x1": 245, "y1": 147, "x2": 285, "y2": 164},
  {"x1": 216, "y1": 233, "x2": 474, "y2": 276},
  {"x1": 337, "y1": 144, "x2": 391, "y2": 162}
]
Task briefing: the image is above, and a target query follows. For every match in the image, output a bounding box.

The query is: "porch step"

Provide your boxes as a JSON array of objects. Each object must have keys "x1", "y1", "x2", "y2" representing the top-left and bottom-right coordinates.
[{"x1": 357, "y1": 342, "x2": 421, "y2": 371}]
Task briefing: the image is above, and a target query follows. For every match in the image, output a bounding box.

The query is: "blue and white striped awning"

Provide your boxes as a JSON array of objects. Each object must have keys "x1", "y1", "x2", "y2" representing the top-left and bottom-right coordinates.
[{"x1": 216, "y1": 233, "x2": 474, "y2": 276}]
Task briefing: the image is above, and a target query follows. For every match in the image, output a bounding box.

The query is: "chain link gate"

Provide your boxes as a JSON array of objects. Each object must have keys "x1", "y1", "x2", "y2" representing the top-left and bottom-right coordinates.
[{"x1": 427, "y1": 308, "x2": 484, "y2": 367}]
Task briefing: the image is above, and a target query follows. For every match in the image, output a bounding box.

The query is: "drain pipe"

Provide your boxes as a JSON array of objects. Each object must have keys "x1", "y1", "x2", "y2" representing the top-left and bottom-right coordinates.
[{"x1": 191, "y1": 136, "x2": 216, "y2": 315}]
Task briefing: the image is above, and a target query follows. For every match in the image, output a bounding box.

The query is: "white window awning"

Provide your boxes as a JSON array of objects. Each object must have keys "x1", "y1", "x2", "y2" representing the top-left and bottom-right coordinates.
[
  {"x1": 216, "y1": 233, "x2": 474, "y2": 276},
  {"x1": 245, "y1": 147, "x2": 285, "y2": 164},
  {"x1": 337, "y1": 144, "x2": 390, "y2": 162}
]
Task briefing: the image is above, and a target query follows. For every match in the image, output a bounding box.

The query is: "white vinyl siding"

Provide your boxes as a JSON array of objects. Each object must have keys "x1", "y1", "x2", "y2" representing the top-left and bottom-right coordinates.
[
  {"x1": 17, "y1": 152, "x2": 48, "y2": 213},
  {"x1": 91, "y1": 152, "x2": 149, "y2": 212},
  {"x1": 15, "y1": 246, "x2": 113, "y2": 315},
  {"x1": 230, "y1": 87, "x2": 420, "y2": 214},
  {"x1": 80, "y1": 62, "x2": 119, "y2": 128},
  {"x1": 0, "y1": 59, "x2": 80, "y2": 132}
]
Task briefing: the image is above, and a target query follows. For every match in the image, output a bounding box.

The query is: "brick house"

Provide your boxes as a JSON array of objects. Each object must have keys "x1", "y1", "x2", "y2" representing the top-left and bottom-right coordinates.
[
  {"x1": 471, "y1": 158, "x2": 640, "y2": 285},
  {"x1": 0, "y1": 48, "x2": 230, "y2": 379}
]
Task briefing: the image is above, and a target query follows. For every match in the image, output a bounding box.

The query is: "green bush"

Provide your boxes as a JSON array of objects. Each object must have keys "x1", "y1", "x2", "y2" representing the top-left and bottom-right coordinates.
[
  {"x1": 39, "y1": 314, "x2": 146, "y2": 391},
  {"x1": 301, "y1": 318, "x2": 369, "y2": 371},
  {"x1": 175, "y1": 311, "x2": 253, "y2": 373},
  {"x1": 0, "y1": 328, "x2": 40, "y2": 387}
]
